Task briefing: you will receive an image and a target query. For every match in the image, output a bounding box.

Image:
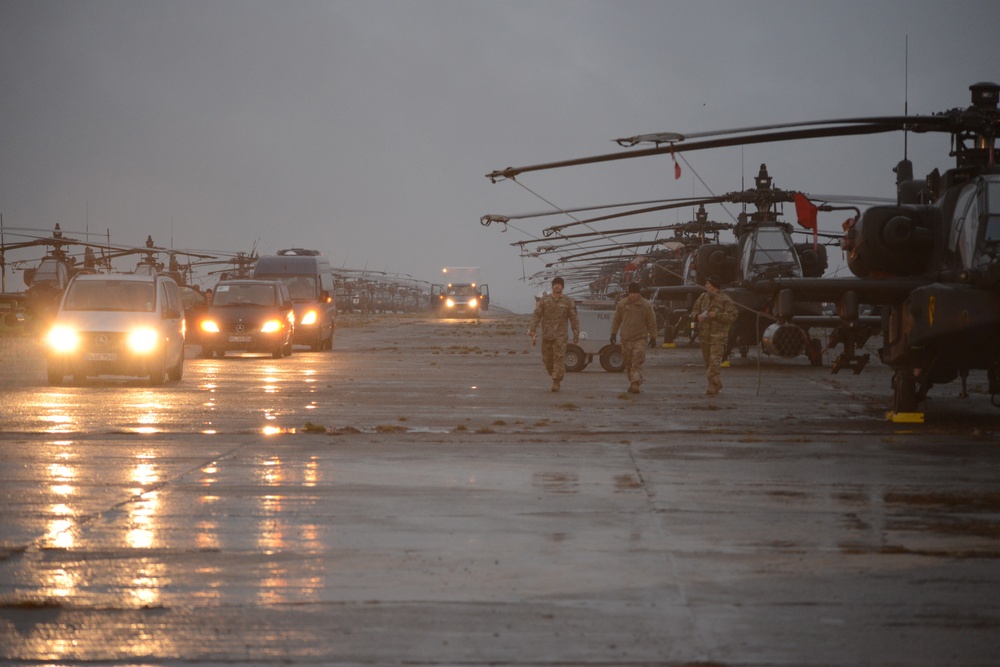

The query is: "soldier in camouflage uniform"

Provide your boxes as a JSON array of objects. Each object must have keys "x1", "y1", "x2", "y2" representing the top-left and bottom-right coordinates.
[
  {"x1": 691, "y1": 276, "x2": 738, "y2": 396},
  {"x1": 610, "y1": 282, "x2": 657, "y2": 394},
  {"x1": 528, "y1": 276, "x2": 580, "y2": 392}
]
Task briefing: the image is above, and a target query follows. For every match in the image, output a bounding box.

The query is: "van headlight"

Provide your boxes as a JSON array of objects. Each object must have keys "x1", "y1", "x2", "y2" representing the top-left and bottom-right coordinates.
[
  {"x1": 300, "y1": 310, "x2": 318, "y2": 325},
  {"x1": 469, "y1": 298, "x2": 477, "y2": 308},
  {"x1": 445, "y1": 298, "x2": 455, "y2": 308},
  {"x1": 260, "y1": 319, "x2": 282, "y2": 333},
  {"x1": 46, "y1": 325, "x2": 80, "y2": 353},
  {"x1": 200, "y1": 320, "x2": 220, "y2": 333},
  {"x1": 127, "y1": 327, "x2": 159, "y2": 354}
]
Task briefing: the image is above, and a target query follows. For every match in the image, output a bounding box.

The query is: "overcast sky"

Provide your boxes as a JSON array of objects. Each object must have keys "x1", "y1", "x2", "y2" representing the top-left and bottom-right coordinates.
[{"x1": 1, "y1": 0, "x2": 997, "y2": 312}]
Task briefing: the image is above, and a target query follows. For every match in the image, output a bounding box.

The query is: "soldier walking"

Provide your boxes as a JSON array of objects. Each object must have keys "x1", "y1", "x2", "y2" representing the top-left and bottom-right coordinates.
[
  {"x1": 610, "y1": 282, "x2": 657, "y2": 394},
  {"x1": 528, "y1": 276, "x2": 580, "y2": 392},
  {"x1": 691, "y1": 276, "x2": 738, "y2": 396}
]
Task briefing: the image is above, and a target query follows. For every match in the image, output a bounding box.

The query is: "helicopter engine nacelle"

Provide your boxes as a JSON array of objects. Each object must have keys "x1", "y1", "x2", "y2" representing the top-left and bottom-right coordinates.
[
  {"x1": 762, "y1": 322, "x2": 807, "y2": 358},
  {"x1": 846, "y1": 205, "x2": 937, "y2": 278},
  {"x1": 695, "y1": 244, "x2": 737, "y2": 285},
  {"x1": 651, "y1": 257, "x2": 684, "y2": 287},
  {"x1": 794, "y1": 243, "x2": 828, "y2": 278}
]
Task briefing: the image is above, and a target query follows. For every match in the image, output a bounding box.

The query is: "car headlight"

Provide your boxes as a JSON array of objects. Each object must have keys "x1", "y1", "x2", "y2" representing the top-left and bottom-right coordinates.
[
  {"x1": 445, "y1": 298, "x2": 455, "y2": 308},
  {"x1": 469, "y1": 298, "x2": 477, "y2": 308},
  {"x1": 260, "y1": 319, "x2": 282, "y2": 333},
  {"x1": 200, "y1": 320, "x2": 220, "y2": 333},
  {"x1": 300, "y1": 310, "x2": 318, "y2": 325},
  {"x1": 46, "y1": 325, "x2": 80, "y2": 353},
  {"x1": 127, "y1": 327, "x2": 159, "y2": 354}
]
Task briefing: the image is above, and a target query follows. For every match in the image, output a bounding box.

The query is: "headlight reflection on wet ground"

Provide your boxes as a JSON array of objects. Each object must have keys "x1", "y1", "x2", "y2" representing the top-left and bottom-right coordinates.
[
  {"x1": 126, "y1": 493, "x2": 159, "y2": 550},
  {"x1": 44, "y1": 443, "x2": 78, "y2": 549},
  {"x1": 35, "y1": 392, "x2": 77, "y2": 433}
]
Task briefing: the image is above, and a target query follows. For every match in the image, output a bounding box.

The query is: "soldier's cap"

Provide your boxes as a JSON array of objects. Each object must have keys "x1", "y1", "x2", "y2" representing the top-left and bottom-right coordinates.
[
  {"x1": 551, "y1": 276, "x2": 564, "y2": 287},
  {"x1": 705, "y1": 276, "x2": 722, "y2": 289},
  {"x1": 627, "y1": 282, "x2": 641, "y2": 294}
]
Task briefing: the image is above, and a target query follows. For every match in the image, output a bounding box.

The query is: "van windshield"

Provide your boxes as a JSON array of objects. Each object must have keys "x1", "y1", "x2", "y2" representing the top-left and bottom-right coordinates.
[
  {"x1": 64, "y1": 281, "x2": 156, "y2": 312},
  {"x1": 257, "y1": 275, "x2": 316, "y2": 300}
]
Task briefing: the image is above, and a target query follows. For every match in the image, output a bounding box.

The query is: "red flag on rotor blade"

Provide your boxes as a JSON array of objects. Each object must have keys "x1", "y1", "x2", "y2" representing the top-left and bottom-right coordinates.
[
  {"x1": 794, "y1": 193, "x2": 818, "y2": 230},
  {"x1": 670, "y1": 145, "x2": 681, "y2": 180}
]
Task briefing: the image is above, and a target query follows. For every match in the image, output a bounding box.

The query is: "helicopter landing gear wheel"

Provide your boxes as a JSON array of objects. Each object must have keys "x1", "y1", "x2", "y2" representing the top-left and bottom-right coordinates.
[
  {"x1": 807, "y1": 337, "x2": 823, "y2": 367},
  {"x1": 564, "y1": 344, "x2": 587, "y2": 372},
  {"x1": 599, "y1": 345, "x2": 625, "y2": 373},
  {"x1": 891, "y1": 369, "x2": 921, "y2": 415}
]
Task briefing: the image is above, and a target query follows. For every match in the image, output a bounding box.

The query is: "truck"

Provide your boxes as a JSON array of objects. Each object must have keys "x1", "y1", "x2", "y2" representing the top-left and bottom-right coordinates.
[{"x1": 432, "y1": 267, "x2": 490, "y2": 317}]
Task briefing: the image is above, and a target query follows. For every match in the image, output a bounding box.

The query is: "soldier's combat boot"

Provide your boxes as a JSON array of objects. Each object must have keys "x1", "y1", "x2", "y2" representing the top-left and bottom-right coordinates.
[
  {"x1": 628, "y1": 381, "x2": 640, "y2": 394},
  {"x1": 550, "y1": 379, "x2": 560, "y2": 392}
]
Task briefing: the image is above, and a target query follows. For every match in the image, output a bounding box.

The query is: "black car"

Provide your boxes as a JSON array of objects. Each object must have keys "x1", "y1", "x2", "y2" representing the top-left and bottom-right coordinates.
[{"x1": 198, "y1": 280, "x2": 294, "y2": 358}]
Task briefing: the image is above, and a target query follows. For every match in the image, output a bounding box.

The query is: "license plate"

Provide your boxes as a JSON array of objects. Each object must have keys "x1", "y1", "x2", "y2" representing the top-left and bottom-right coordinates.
[
  {"x1": 85, "y1": 352, "x2": 118, "y2": 361},
  {"x1": 228, "y1": 335, "x2": 252, "y2": 343}
]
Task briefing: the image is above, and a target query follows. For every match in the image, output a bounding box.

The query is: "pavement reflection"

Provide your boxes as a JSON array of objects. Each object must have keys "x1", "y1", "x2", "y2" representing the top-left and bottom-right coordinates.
[{"x1": 1, "y1": 316, "x2": 999, "y2": 664}]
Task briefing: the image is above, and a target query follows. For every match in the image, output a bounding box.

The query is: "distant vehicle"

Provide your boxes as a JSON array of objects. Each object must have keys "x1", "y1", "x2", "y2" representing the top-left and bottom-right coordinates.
[
  {"x1": 252, "y1": 248, "x2": 336, "y2": 351},
  {"x1": 44, "y1": 272, "x2": 186, "y2": 385},
  {"x1": 198, "y1": 280, "x2": 294, "y2": 359},
  {"x1": 435, "y1": 266, "x2": 490, "y2": 317}
]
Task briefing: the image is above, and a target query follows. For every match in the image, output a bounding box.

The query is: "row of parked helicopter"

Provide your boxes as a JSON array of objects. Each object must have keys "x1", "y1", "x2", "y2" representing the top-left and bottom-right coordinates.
[
  {"x1": 0, "y1": 226, "x2": 446, "y2": 333},
  {"x1": 483, "y1": 82, "x2": 1000, "y2": 420}
]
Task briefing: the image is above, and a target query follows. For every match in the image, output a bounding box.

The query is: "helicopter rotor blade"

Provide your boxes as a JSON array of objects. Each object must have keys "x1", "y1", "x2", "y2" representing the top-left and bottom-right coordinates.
[
  {"x1": 487, "y1": 120, "x2": 916, "y2": 182},
  {"x1": 543, "y1": 196, "x2": 725, "y2": 236}
]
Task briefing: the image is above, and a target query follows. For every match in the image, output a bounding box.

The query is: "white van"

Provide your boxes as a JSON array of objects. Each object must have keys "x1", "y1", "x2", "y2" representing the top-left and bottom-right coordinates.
[{"x1": 45, "y1": 272, "x2": 186, "y2": 385}]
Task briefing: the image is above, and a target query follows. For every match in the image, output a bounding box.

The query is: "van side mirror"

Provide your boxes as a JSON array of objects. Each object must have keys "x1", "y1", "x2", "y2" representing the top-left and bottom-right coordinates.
[
  {"x1": 321, "y1": 290, "x2": 331, "y2": 303},
  {"x1": 163, "y1": 307, "x2": 181, "y2": 320}
]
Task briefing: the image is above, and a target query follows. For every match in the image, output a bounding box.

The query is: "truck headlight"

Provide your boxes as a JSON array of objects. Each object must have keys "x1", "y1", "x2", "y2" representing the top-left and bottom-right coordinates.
[
  {"x1": 127, "y1": 327, "x2": 159, "y2": 354},
  {"x1": 469, "y1": 298, "x2": 477, "y2": 308},
  {"x1": 300, "y1": 310, "x2": 318, "y2": 325},
  {"x1": 260, "y1": 319, "x2": 282, "y2": 333},
  {"x1": 46, "y1": 325, "x2": 80, "y2": 353},
  {"x1": 445, "y1": 298, "x2": 455, "y2": 308}
]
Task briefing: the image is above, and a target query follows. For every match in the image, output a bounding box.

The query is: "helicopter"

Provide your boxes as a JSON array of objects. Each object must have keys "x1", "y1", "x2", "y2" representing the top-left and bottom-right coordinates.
[
  {"x1": 484, "y1": 165, "x2": 873, "y2": 359},
  {"x1": 0, "y1": 224, "x2": 117, "y2": 329},
  {"x1": 485, "y1": 81, "x2": 1000, "y2": 419},
  {"x1": 515, "y1": 204, "x2": 736, "y2": 341}
]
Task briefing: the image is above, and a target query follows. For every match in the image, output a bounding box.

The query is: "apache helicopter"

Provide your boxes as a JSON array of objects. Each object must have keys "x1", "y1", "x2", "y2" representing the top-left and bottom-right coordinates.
[
  {"x1": 0, "y1": 224, "x2": 116, "y2": 328},
  {"x1": 510, "y1": 204, "x2": 735, "y2": 341},
  {"x1": 486, "y1": 81, "x2": 1000, "y2": 419},
  {"x1": 120, "y1": 235, "x2": 217, "y2": 284},
  {"x1": 484, "y1": 165, "x2": 868, "y2": 358}
]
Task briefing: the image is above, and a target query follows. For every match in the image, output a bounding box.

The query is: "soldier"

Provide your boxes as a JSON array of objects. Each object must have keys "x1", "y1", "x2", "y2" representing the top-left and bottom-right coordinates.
[
  {"x1": 610, "y1": 282, "x2": 657, "y2": 394},
  {"x1": 528, "y1": 276, "x2": 580, "y2": 392},
  {"x1": 691, "y1": 276, "x2": 738, "y2": 396}
]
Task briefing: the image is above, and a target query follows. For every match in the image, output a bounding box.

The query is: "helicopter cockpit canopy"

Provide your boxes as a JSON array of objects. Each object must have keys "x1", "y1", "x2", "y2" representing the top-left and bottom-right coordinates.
[
  {"x1": 27, "y1": 258, "x2": 69, "y2": 289},
  {"x1": 739, "y1": 226, "x2": 802, "y2": 282},
  {"x1": 951, "y1": 175, "x2": 1000, "y2": 272}
]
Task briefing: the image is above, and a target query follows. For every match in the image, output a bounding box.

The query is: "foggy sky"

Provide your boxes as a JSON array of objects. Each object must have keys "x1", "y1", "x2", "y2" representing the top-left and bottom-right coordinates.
[{"x1": 1, "y1": 0, "x2": 997, "y2": 312}]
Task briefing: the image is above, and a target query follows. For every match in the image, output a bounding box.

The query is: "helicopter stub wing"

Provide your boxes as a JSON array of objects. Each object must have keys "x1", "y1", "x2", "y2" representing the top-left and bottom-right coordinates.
[{"x1": 750, "y1": 276, "x2": 934, "y2": 306}]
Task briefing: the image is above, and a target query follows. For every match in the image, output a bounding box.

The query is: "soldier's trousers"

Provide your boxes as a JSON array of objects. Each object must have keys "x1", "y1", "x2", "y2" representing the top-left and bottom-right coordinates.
[
  {"x1": 541, "y1": 336, "x2": 567, "y2": 381},
  {"x1": 701, "y1": 340, "x2": 726, "y2": 393},
  {"x1": 622, "y1": 338, "x2": 647, "y2": 385}
]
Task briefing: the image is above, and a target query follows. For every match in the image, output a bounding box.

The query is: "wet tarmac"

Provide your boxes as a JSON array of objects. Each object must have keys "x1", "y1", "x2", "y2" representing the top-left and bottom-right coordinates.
[{"x1": 1, "y1": 314, "x2": 1000, "y2": 665}]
